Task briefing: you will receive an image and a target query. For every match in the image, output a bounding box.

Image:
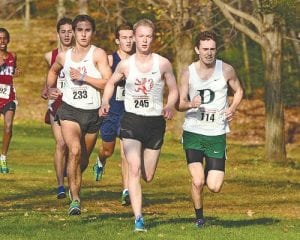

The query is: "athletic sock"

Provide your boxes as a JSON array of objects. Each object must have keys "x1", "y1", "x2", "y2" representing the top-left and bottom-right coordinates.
[
  {"x1": 123, "y1": 189, "x2": 128, "y2": 194},
  {"x1": 97, "y1": 157, "x2": 103, "y2": 168},
  {"x1": 195, "y1": 208, "x2": 203, "y2": 219}
]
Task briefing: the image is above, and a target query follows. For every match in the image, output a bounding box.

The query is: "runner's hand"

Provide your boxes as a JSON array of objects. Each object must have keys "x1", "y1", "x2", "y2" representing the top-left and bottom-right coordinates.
[
  {"x1": 41, "y1": 86, "x2": 48, "y2": 100},
  {"x1": 70, "y1": 67, "x2": 82, "y2": 81},
  {"x1": 163, "y1": 106, "x2": 174, "y2": 120},
  {"x1": 225, "y1": 108, "x2": 235, "y2": 122},
  {"x1": 47, "y1": 88, "x2": 62, "y2": 100},
  {"x1": 99, "y1": 103, "x2": 110, "y2": 117},
  {"x1": 190, "y1": 95, "x2": 201, "y2": 108}
]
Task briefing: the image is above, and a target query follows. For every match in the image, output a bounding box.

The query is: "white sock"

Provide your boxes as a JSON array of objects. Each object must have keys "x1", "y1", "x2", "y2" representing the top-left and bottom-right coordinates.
[
  {"x1": 123, "y1": 189, "x2": 128, "y2": 194},
  {"x1": 97, "y1": 157, "x2": 103, "y2": 168},
  {"x1": 0, "y1": 154, "x2": 6, "y2": 161}
]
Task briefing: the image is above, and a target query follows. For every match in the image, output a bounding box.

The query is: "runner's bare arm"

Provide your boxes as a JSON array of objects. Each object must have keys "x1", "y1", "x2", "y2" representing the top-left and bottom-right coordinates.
[
  {"x1": 223, "y1": 62, "x2": 243, "y2": 121},
  {"x1": 41, "y1": 51, "x2": 52, "y2": 99},
  {"x1": 46, "y1": 54, "x2": 64, "y2": 100},
  {"x1": 176, "y1": 67, "x2": 201, "y2": 112},
  {"x1": 162, "y1": 59, "x2": 179, "y2": 119},
  {"x1": 100, "y1": 60, "x2": 127, "y2": 116}
]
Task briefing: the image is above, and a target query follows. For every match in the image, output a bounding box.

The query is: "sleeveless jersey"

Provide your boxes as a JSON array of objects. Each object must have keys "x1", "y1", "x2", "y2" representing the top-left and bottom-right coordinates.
[
  {"x1": 50, "y1": 48, "x2": 58, "y2": 66},
  {"x1": 46, "y1": 48, "x2": 65, "y2": 117},
  {"x1": 182, "y1": 59, "x2": 230, "y2": 136},
  {"x1": 124, "y1": 53, "x2": 164, "y2": 116},
  {"x1": 109, "y1": 52, "x2": 125, "y2": 115},
  {"x1": 0, "y1": 52, "x2": 17, "y2": 109},
  {"x1": 62, "y1": 45, "x2": 102, "y2": 110},
  {"x1": 50, "y1": 48, "x2": 66, "y2": 90}
]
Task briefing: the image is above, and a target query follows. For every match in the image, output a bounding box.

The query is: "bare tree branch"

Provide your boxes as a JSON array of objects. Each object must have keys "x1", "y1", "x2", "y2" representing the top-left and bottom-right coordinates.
[{"x1": 212, "y1": 0, "x2": 263, "y2": 46}]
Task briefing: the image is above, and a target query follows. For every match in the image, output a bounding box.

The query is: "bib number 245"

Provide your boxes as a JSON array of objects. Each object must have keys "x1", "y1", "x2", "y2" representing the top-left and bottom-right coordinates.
[{"x1": 134, "y1": 99, "x2": 149, "y2": 108}]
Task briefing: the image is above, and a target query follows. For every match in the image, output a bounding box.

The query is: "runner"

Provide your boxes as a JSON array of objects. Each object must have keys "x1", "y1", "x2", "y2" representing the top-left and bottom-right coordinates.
[
  {"x1": 41, "y1": 17, "x2": 73, "y2": 199},
  {"x1": 100, "y1": 19, "x2": 178, "y2": 231},
  {"x1": 94, "y1": 22, "x2": 134, "y2": 206},
  {"x1": 177, "y1": 31, "x2": 243, "y2": 227},
  {"x1": 0, "y1": 28, "x2": 18, "y2": 174},
  {"x1": 47, "y1": 15, "x2": 112, "y2": 215}
]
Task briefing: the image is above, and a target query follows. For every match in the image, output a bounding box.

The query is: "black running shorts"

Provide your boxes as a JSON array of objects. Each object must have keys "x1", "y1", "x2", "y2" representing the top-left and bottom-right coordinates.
[{"x1": 120, "y1": 111, "x2": 166, "y2": 150}]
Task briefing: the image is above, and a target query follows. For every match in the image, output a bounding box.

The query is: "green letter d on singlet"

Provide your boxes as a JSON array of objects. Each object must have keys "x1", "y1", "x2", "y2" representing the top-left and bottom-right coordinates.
[{"x1": 197, "y1": 89, "x2": 215, "y2": 104}]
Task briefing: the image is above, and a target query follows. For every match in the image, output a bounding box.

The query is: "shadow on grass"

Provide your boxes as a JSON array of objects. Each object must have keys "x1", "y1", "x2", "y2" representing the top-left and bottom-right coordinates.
[
  {"x1": 81, "y1": 212, "x2": 133, "y2": 223},
  {"x1": 226, "y1": 178, "x2": 300, "y2": 189},
  {"x1": 147, "y1": 216, "x2": 280, "y2": 229}
]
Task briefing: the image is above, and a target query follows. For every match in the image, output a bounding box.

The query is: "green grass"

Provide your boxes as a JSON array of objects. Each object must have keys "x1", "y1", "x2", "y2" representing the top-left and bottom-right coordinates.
[{"x1": 0, "y1": 122, "x2": 299, "y2": 240}]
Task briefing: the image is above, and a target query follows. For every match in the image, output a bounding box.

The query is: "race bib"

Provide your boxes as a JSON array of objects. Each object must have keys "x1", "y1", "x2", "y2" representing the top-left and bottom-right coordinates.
[
  {"x1": 57, "y1": 79, "x2": 66, "y2": 90},
  {"x1": 0, "y1": 84, "x2": 11, "y2": 99},
  {"x1": 115, "y1": 86, "x2": 125, "y2": 101},
  {"x1": 72, "y1": 87, "x2": 93, "y2": 104},
  {"x1": 133, "y1": 95, "x2": 153, "y2": 109},
  {"x1": 197, "y1": 109, "x2": 225, "y2": 126}
]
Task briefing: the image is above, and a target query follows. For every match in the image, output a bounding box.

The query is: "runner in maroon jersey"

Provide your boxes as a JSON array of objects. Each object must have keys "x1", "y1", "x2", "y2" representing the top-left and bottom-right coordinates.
[
  {"x1": 40, "y1": 17, "x2": 73, "y2": 198},
  {"x1": 0, "y1": 28, "x2": 18, "y2": 174}
]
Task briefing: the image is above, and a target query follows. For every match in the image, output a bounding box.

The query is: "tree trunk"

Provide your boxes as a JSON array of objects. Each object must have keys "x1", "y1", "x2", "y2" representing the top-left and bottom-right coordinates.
[
  {"x1": 241, "y1": 32, "x2": 252, "y2": 97},
  {"x1": 289, "y1": 30, "x2": 300, "y2": 68},
  {"x1": 238, "y1": 0, "x2": 251, "y2": 97},
  {"x1": 24, "y1": 0, "x2": 30, "y2": 29},
  {"x1": 172, "y1": 0, "x2": 194, "y2": 138},
  {"x1": 263, "y1": 16, "x2": 286, "y2": 162},
  {"x1": 57, "y1": 0, "x2": 66, "y2": 21},
  {"x1": 116, "y1": 0, "x2": 123, "y2": 25},
  {"x1": 78, "y1": 0, "x2": 88, "y2": 14}
]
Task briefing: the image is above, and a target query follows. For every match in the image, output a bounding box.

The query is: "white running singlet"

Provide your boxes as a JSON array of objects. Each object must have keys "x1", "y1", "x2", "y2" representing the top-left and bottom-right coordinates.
[
  {"x1": 62, "y1": 45, "x2": 102, "y2": 110},
  {"x1": 182, "y1": 60, "x2": 230, "y2": 136},
  {"x1": 124, "y1": 53, "x2": 165, "y2": 116}
]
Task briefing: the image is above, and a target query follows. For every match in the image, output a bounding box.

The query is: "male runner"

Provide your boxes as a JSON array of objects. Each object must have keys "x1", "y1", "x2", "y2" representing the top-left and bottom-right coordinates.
[
  {"x1": 0, "y1": 28, "x2": 18, "y2": 174},
  {"x1": 176, "y1": 31, "x2": 243, "y2": 227},
  {"x1": 94, "y1": 22, "x2": 134, "y2": 206},
  {"x1": 41, "y1": 17, "x2": 73, "y2": 199},
  {"x1": 47, "y1": 15, "x2": 111, "y2": 215},
  {"x1": 100, "y1": 19, "x2": 178, "y2": 231}
]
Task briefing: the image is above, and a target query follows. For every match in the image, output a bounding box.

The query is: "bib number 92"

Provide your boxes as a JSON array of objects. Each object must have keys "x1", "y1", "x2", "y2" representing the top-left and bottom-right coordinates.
[
  {"x1": 73, "y1": 90, "x2": 88, "y2": 99},
  {"x1": 0, "y1": 88, "x2": 7, "y2": 95},
  {"x1": 134, "y1": 99, "x2": 149, "y2": 108}
]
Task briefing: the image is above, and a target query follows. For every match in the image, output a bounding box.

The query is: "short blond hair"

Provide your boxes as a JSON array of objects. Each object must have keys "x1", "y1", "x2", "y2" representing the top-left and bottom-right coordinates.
[{"x1": 133, "y1": 19, "x2": 155, "y2": 34}]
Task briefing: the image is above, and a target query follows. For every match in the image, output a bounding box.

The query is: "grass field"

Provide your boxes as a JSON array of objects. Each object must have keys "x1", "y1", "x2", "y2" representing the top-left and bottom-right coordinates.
[{"x1": 0, "y1": 122, "x2": 299, "y2": 240}]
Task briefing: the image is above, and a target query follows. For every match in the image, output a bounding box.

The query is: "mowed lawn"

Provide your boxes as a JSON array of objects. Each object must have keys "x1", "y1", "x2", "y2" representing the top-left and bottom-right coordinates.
[{"x1": 0, "y1": 122, "x2": 299, "y2": 240}]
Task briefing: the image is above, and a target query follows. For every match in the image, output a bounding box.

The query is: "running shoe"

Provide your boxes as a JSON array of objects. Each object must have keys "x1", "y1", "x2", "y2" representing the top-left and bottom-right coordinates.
[
  {"x1": 195, "y1": 218, "x2": 205, "y2": 228},
  {"x1": 57, "y1": 186, "x2": 66, "y2": 199},
  {"x1": 121, "y1": 190, "x2": 130, "y2": 206},
  {"x1": 0, "y1": 160, "x2": 9, "y2": 174},
  {"x1": 68, "y1": 200, "x2": 81, "y2": 215},
  {"x1": 134, "y1": 216, "x2": 147, "y2": 232},
  {"x1": 93, "y1": 157, "x2": 104, "y2": 181}
]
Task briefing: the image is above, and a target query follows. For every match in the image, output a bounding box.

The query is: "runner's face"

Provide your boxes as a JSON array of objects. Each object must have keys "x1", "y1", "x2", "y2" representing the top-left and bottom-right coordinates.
[
  {"x1": 58, "y1": 24, "x2": 73, "y2": 47},
  {"x1": 195, "y1": 39, "x2": 216, "y2": 65},
  {"x1": 134, "y1": 26, "x2": 153, "y2": 54},
  {"x1": 117, "y1": 30, "x2": 134, "y2": 54},
  {"x1": 74, "y1": 21, "x2": 93, "y2": 47},
  {"x1": 0, "y1": 32, "x2": 9, "y2": 51}
]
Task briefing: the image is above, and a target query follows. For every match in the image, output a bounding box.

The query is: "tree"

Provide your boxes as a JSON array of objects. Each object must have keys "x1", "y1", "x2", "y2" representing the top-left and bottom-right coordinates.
[
  {"x1": 238, "y1": 0, "x2": 251, "y2": 97},
  {"x1": 25, "y1": 0, "x2": 30, "y2": 28},
  {"x1": 212, "y1": 0, "x2": 297, "y2": 162},
  {"x1": 78, "y1": 0, "x2": 88, "y2": 14},
  {"x1": 57, "y1": 0, "x2": 66, "y2": 21}
]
